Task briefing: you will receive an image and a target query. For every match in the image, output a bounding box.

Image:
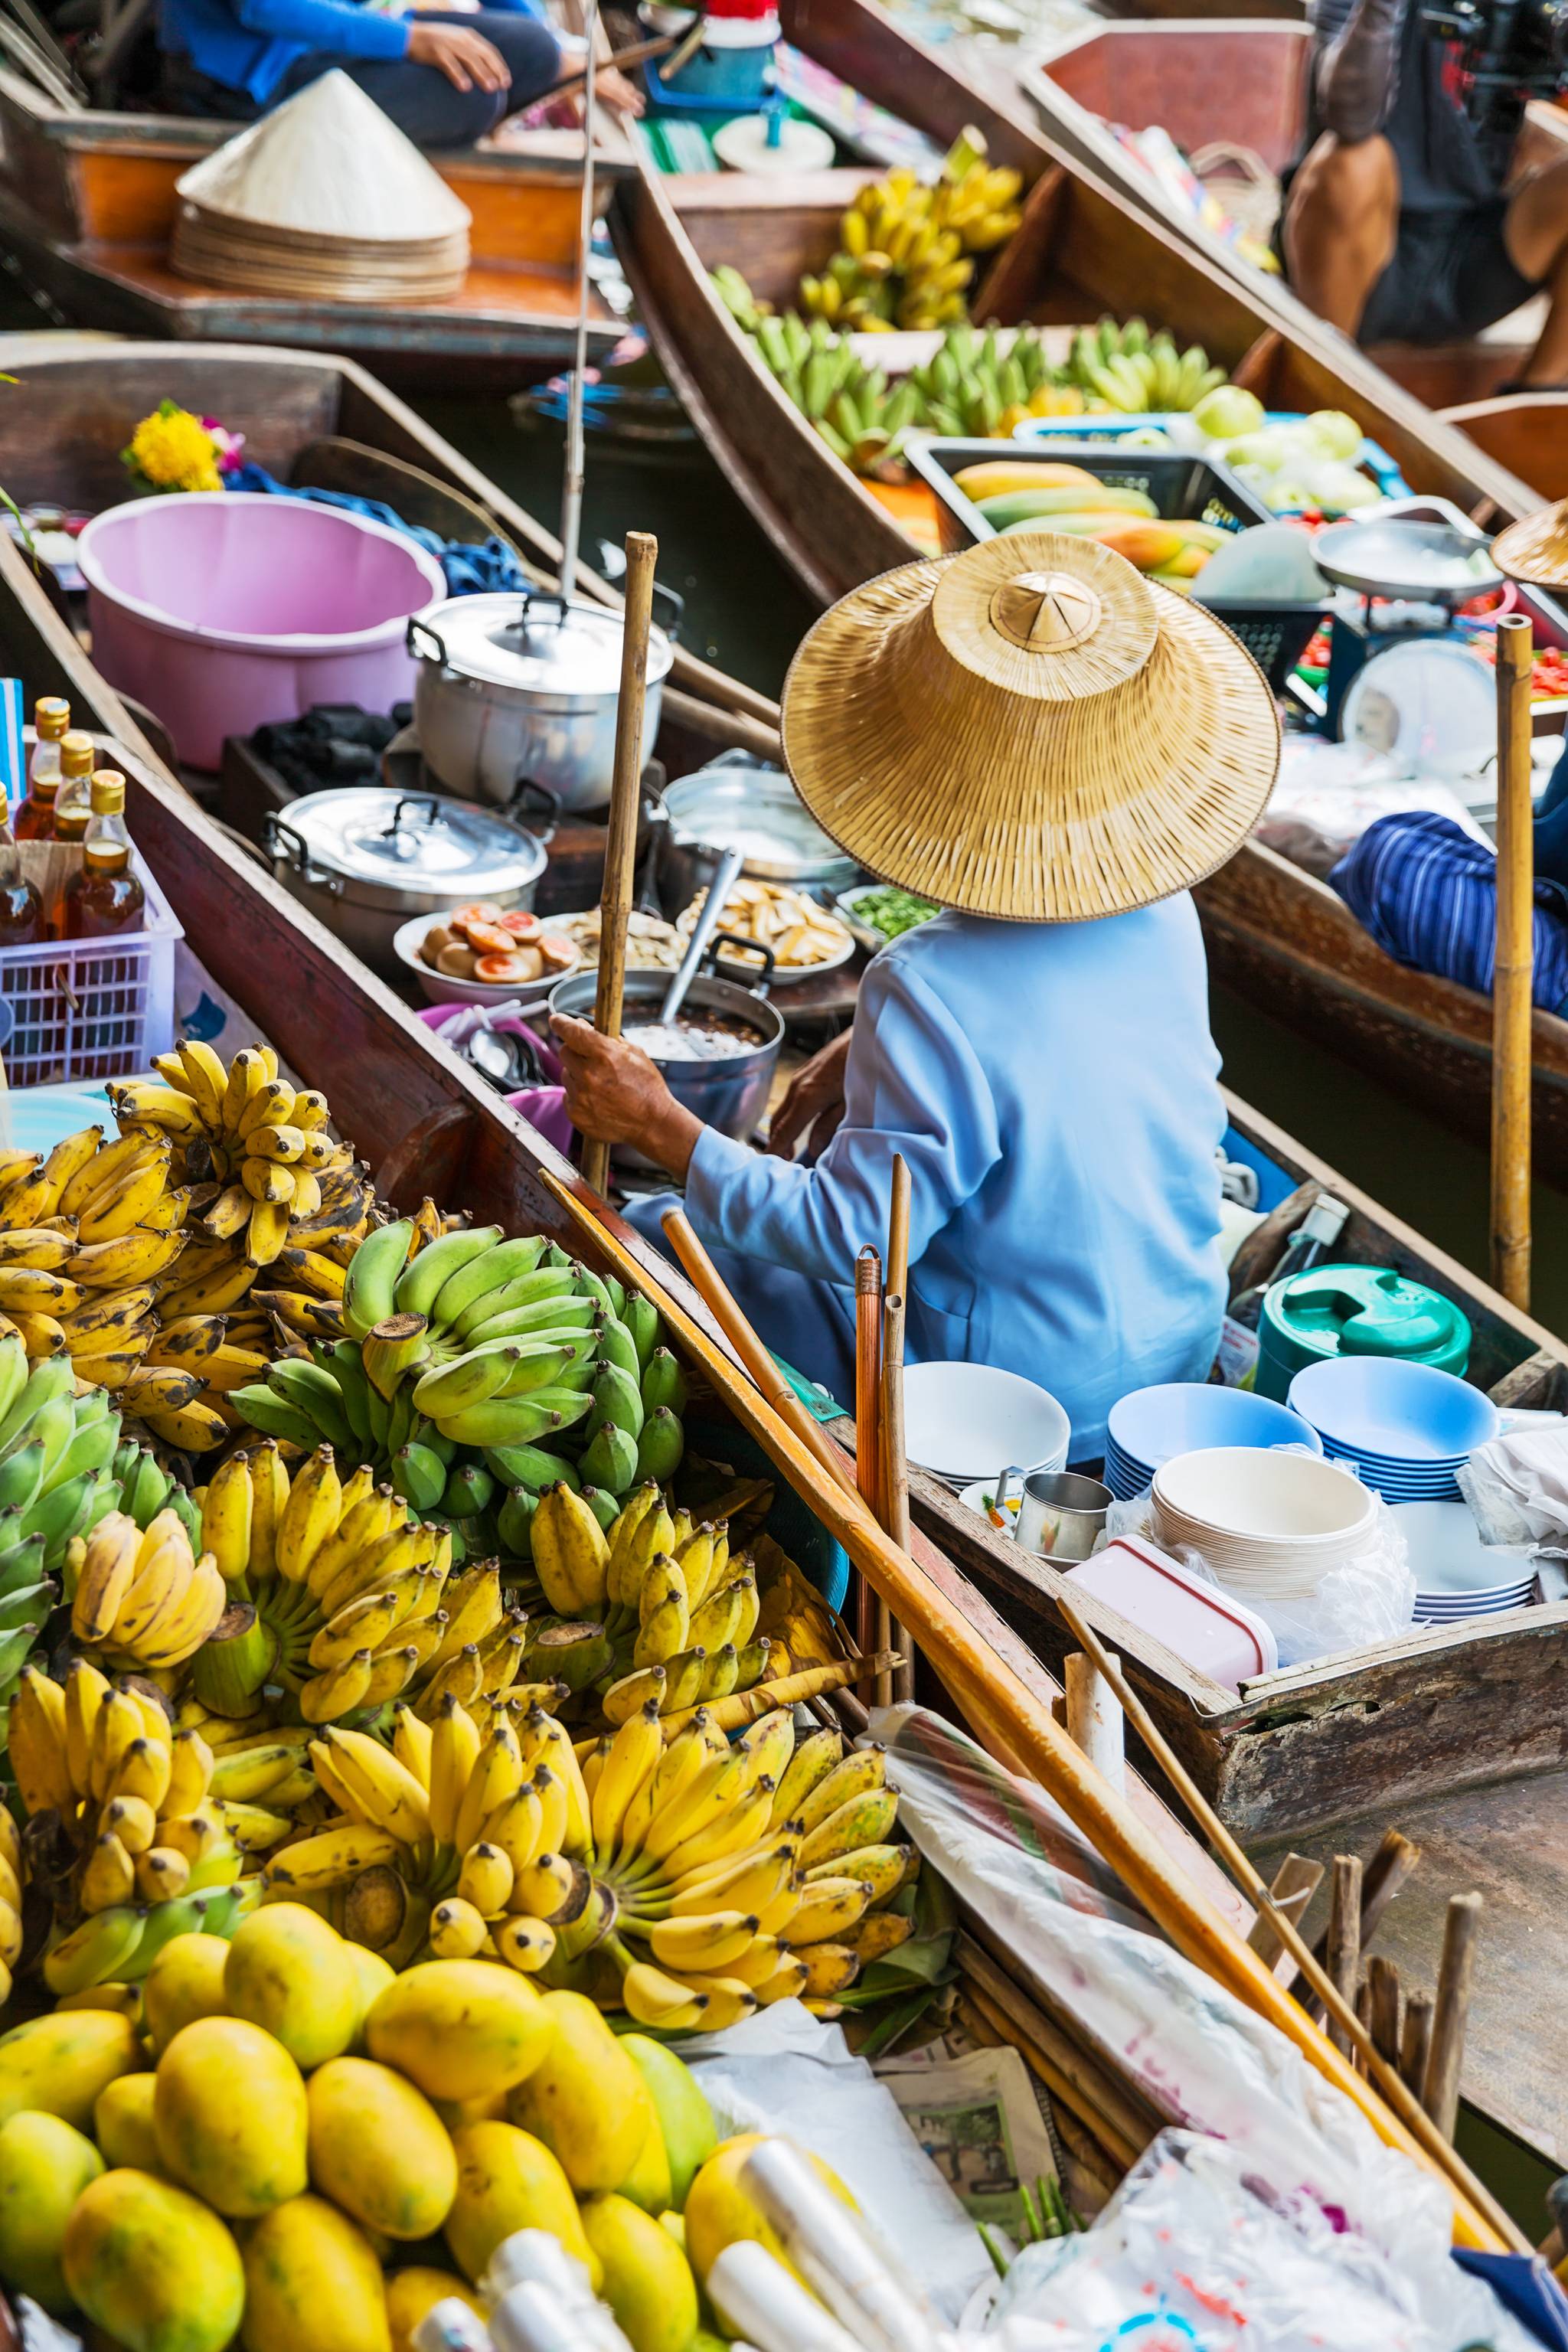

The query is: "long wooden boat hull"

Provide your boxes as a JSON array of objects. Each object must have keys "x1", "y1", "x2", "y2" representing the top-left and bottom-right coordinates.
[{"x1": 612, "y1": 0, "x2": 1541, "y2": 612}]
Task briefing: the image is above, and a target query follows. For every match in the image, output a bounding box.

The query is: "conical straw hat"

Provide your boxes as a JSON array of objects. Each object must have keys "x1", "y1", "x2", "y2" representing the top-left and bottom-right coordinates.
[
  {"x1": 175, "y1": 70, "x2": 471, "y2": 243},
  {"x1": 779, "y1": 531, "x2": 1280, "y2": 923},
  {"x1": 1492, "y1": 499, "x2": 1568, "y2": 591}
]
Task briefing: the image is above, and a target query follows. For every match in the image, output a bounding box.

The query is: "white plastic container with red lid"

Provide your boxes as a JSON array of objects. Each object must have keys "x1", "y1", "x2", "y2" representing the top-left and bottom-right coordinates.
[{"x1": 1066, "y1": 1534, "x2": 1279, "y2": 1691}]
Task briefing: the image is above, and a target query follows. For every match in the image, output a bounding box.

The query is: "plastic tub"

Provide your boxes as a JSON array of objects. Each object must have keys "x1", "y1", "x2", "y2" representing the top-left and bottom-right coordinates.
[
  {"x1": 77, "y1": 495, "x2": 446, "y2": 770},
  {"x1": 1286, "y1": 1356, "x2": 1498, "y2": 1462},
  {"x1": 1067, "y1": 1535, "x2": 1278, "y2": 1690}
]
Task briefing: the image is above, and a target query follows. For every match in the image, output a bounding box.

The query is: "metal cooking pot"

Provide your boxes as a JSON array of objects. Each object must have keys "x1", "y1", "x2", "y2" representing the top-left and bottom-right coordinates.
[
  {"x1": 655, "y1": 751, "x2": 861, "y2": 916},
  {"x1": 266, "y1": 786, "x2": 549, "y2": 977},
  {"x1": 409, "y1": 588, "x2": 674, "y2": 815},
  {"x1": 548, "y1": 944, "x2": 782, "y2": 1165}
]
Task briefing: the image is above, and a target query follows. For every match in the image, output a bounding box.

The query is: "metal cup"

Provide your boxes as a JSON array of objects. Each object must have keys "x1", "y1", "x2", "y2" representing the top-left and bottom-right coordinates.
[{"x1": 995, "y1": 1467, "x2": 1112, "y2": 1562}]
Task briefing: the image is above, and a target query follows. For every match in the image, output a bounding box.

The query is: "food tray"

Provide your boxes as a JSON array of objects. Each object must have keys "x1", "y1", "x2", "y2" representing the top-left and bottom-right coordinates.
[
  {"x1": 906, "y1": 437, "x2": 1328, "y2": 694},
  {"x1": 0, "y1": 851, "x2": 181, "y2": 1086}
]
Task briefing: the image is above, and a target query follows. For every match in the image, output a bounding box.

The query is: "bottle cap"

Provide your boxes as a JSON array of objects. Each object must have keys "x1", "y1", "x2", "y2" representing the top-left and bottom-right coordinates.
[
  {"x1": 34, "y1": 698, "x2": 69, "y2": 739},
  {"x1": 60, "y1": 732, "x2": 96, "y2": 778},
  {"x1": 89, "y1": 770, "x2": 126, "y2": 815}
]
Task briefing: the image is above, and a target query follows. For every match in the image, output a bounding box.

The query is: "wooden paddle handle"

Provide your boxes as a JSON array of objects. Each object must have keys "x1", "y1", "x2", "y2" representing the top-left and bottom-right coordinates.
[{"x1": 582, "y1": 530, "x2": 657, "y2": 1200}]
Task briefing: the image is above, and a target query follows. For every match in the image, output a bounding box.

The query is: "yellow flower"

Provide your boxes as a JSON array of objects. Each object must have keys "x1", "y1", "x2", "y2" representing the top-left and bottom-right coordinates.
[{"x1": 128, "y1": 407, "x2": 223, "y2": 495}]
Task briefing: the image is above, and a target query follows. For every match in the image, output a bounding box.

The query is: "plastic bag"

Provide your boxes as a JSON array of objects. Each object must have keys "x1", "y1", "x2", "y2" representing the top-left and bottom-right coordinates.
[
  {"x1": 1460, "y1": 1424, "x2": 1568, "y2": 1556},
  {"x1": 1253, "y1": 737, "x2": 1488, "y2": 877},
  {"x1": 1102, "y1": 1478, "x2": 1416, "y2": 1668}
]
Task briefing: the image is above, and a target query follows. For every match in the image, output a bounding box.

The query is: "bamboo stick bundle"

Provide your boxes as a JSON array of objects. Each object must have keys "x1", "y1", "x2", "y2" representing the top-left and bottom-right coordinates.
[{"x1": 958, "y1": 1925, "x2": 1162, "y2": 2156}]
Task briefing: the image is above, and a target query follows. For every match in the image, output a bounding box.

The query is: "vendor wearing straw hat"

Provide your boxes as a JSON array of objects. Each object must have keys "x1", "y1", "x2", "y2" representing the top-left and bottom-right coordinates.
[{"x1": 553, "y1": 533, "x2": 1281, "y2": 1457}]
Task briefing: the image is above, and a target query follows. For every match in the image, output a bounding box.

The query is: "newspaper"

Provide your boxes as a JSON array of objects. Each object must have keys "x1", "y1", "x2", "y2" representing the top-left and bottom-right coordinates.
[{"x1": 875, "y1": 2041, "x2": 1058, "y2": 2241}]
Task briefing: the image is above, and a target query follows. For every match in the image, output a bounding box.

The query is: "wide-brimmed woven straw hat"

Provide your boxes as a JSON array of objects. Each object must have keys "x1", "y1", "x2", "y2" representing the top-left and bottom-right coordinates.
[
  {"x1": 1493, "y1": 499, "x2": 1568, "y2": 591},
  {"x1": 780, "y1": 531, "x2": 1281, "y2": 923}
]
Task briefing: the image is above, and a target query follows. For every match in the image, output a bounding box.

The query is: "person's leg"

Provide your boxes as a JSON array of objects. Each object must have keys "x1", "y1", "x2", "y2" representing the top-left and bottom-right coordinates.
[
  {"x1": 460, "y1": 9, "x2": 561, "y2": 116},
  {"x1": 1281, "y1": 129, "x2": 1400, "y2": 335},
  {"x1": 1504, "y1": 152, "x2": 1568, "y2": 384},
  {"x1": 274, "y1": 41, "x2": 504, "y2": 142}
]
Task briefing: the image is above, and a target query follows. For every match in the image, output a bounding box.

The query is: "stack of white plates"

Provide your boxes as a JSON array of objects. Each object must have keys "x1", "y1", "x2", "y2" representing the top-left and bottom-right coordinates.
[
  {"x1": 1151, "y1": 1446, "x2": 1377, "y2": 1600},
  {"x1": 902, "y1": 1363, "x2": 1070, "y2": 1490},
  {"x1": 1390, "y1": 1499, "x2": 1539, "y2": 1622}
]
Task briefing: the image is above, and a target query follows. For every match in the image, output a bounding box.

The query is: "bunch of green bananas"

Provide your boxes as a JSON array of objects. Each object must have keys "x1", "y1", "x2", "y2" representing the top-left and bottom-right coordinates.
[
  {"x1": 1063, "y1": 317, "x2": 1228, "y2": 413},
  {"x1": 797, "y1": 129, "x2": 1023, "y2": 332},
  {"x1": 230, "y1": 1221, "x2": 685, "y2": 1555}
]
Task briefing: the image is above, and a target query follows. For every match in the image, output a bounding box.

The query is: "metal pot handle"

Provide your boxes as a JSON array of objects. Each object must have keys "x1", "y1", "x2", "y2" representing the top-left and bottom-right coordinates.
[
  {"x1": 704, "y1": 935, "x2": 776, "y2": 996},
  {"x1": 264, "y1": 815, "x2": 343, "y2": 900},
  {"x1": 505, "y1": 776, "x2": 560, "y2": 848},
  {"x1": 407, "y1": 616, "x2": 449, "y2": 667}
]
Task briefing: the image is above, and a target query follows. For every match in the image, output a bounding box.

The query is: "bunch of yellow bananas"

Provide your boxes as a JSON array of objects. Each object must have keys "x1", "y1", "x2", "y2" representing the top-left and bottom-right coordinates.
[
  {"x1": 7, "y1": 1659, "x2": 263, "y2": 1998},
  {"x1": 0, "y1": 1806, "x2": 21, "y2": 2011},
  {"x1": 188, "y1": 1444, "x2": 537, "y2": 1729},
  {"x1": 67, "y1": 1508, "x2": 227, "y2": 1672},
  {"x1": 800, "y1": 128, "x2": 1023, "y2": 333},
  {"x1": 531, "y1": 1482, "x2": 779, "y2": 1729}
]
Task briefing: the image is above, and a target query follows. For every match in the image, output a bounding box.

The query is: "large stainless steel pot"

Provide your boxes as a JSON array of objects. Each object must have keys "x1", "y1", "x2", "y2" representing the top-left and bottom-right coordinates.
[
  {"x1": 266, "y1": 787, "x2": 548, "y2": 977},
  {"x1": 655, "y1": 751, "x2": 861, "y2": 916},
  {"x1": 409, "y1": 589, "x2": 673, "y2": 815},
  {"x1": 548, "y1": 947, "x2": 782, "y2": 1165}
]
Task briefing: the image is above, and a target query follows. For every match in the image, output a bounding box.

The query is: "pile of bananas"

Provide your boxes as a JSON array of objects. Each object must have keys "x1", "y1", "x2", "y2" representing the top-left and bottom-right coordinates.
[
  {"x1": 186, "y1": 1445, "x2": 538, "y2": 1729},
  {"x1": 1063, "y1": 317, "x2": 1227, "y2": 413},
  {"x1": 795, "y1": 129, "x2": 1023, "y2": 333},
  {"x1": 7, "y1": 1661, "x2": 259, "y2": 2000},
  {"x1": 230, "y1": 1220, "x2": 685, "y2": 1545},
  {"x1": 66, "y1": 1510, "x2": 226, "y2": 1674},
  {"x1": 261, "y1": 1695, "x2": 913, "y2": 2020}
]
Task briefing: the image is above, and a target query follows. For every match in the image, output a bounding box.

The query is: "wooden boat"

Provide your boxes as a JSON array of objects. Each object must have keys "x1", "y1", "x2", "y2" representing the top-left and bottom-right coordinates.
[
  {"x1": 0, "y1": 60, "x2": 635, "y2": 387},
  {"x1": 609, "y1": 0, "x2": 1544, "y2": 612},
  {"x1": 1022, "y1": 19, "x2": 1568, "y2": 466}
]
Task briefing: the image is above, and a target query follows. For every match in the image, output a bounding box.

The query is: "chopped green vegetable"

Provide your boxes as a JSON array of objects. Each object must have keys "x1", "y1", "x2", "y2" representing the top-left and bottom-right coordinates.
[{"x1": 852, "y1": 887, "x2": 939, "y2": 940}]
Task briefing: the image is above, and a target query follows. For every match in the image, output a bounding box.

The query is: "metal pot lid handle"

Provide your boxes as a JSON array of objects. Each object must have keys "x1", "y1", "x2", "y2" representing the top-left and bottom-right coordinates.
[
  {"x1": 704, "y1": 933, "x2": 776, "y2": 995},
  {"x1": 506, "y1": 776, "x2": 560, "y2": 847},
  {"x1": 380, "y1": 795, "x2": 443, "y2": 863},
  {"x1": 407, "y1": 616, "x2": 449, "y2": 665},
  {"x1": 265, "y1": 815, "x2": 344, "y2": 898}
]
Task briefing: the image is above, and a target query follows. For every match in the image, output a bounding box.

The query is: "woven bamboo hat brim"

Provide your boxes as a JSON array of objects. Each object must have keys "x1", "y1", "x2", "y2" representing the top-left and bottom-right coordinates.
[
  {"x1": 1493, "y1": 499, "x2": 1568, "y2": 590},
  {"x1": 779, "y1": 531, "x2": 1281, "y2": 923}
]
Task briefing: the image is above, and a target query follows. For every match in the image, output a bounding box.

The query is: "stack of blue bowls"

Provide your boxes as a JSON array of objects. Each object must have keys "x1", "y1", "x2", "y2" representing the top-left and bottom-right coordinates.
[
  {"x1": 1285, "y1": 1359, "x2": 1499, "y2": 1502},
  {"x1": 1103, "y1": 1383, "x2": 1322, "y2": 1501}
]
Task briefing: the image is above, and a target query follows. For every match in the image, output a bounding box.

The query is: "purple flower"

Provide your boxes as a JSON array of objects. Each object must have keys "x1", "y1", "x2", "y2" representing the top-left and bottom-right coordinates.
[{"x1": 201, "y1": 419, "x2": 247, "y2": 474}]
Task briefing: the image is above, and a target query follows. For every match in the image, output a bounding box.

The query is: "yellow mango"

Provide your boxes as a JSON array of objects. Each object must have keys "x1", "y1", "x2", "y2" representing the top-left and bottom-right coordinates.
[
  {"x1": 243, "y1": 2194, "x2": 390, "y2": 2352},
  {"x1": 682, "y1": 2135, "x2": 856, "y2": 2289},
  {"x1": 307, "y1": 2058, "x2": 457, "y2": 2240},
  {"x1": 617, "y1": 2115, "x2": 672, "y2": 2216},
  {"x1": 63, "y1": 2167, "x2": 245, "y2": 2352},
  {"x1": 622, "y1": 2039, "x2": 716, "y2": 2212},
  {"x1": 345, "y1": 1946, "x2": 395, "y2": 2051},
  {"x1": 0, "y1": 2112, "x2": 103, "y2": 2311},
  {"x1": 155, "y1": 2017, "x2": 309, "y2": 2218},
  {"x1": 444, "y1": 2120, "x2": 600, "y2": 2289},
  {"x1": 95, "y1": 2074, "x2": 164, "y2": 2174},
  {"x1": 581, "y1": 2194, "x2": 699, "y2": 2352},
  {"x1": 143, "y1": 1934, "x2": 231, "y2": 2056},
  {"x1": 506, "y1": 1991, "x2": 656, "y2": 2195},
  {"x1": 0, "y1": 2009, "x2": 142, "y2": 2132},
  {"x1": 385, "y1": 2269, "x2": 484, "y2": 2352},
  {"x1": 367, "y1": 1962, "x2": 552, "y2": 2105},
  {"x1": 224, "y1": 1903, "x2": 359, "y2": 2069}
]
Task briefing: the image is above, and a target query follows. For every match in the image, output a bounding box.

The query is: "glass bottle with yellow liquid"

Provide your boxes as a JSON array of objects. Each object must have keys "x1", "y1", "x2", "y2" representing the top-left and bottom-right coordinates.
[
  {"x1": 17, "y1": 705, "x2": 77, "y2": 839},
  {"x1": 0, "y1": 802, "x2": 44, "y2": 946},
  {"x1": 47, "y1": 734, "x2": 97, "y2": 849},
  {"x1": 63, "y1": 772, "x2": 145, "y2": 938}
]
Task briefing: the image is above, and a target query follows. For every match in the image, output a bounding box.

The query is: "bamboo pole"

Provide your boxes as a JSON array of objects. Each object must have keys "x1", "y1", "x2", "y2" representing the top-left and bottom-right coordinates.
[
  {"x1": 1302, "y1": 1828, "x2": 1419, "y2": 2005},
  {"x1": 883, "y1": 1156, "x2": 914, "y2": 1704},
  {"x1": 1423, "y1": 1892, "x2": 1482, "y2": 2140},
  {"x1": 1064, "y1": 1650, "x2": 1125, "y2": 1795},
  {"x1": 854, "y1": 1245, "x2": 884, "y2": 1661},
  {"x1": 1325, "y1": 1855, "x2": 1362, "y2": 2059},
  {"x1": 580, "y1": 529, "x2": 657, "y2": 1201},
  {"x1": 1400, "y1": 1990, "x2": 1434, "y2": 2100},
  {"x1": 1491, "y1": 611, "x2": 1535, "y2": 1309},
  {"x1": 545, "y1": 1170, "x2": 1511, "y2": 2249},
  {"x1": 1246, "y1": 1853, "x2": 1321, "y2": 1971},
  {"x1": 1369, "y1": 1954, "x2": 1402, "y2": 2069}
]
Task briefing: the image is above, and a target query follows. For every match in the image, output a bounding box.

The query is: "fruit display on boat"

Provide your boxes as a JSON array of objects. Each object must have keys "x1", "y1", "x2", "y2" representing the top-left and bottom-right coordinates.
[
  {"x1": 949, "y1": 461, "x2": 1231, "y2": 586},
  {"x1": 793, "y1": 130, "x2": 1024, "y2": 333}
]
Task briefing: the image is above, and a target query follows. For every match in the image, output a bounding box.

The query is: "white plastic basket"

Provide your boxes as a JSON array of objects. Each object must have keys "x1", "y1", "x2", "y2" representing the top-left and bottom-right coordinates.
[{"x1": 0, "y1": 851, "x2": 181, "y2": 1086}]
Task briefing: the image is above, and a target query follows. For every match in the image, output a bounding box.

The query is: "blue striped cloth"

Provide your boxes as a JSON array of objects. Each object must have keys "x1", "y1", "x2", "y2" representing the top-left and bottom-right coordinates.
[{"x1": 1329, "y1": 808, "x2": 1568, "y2": 1012}]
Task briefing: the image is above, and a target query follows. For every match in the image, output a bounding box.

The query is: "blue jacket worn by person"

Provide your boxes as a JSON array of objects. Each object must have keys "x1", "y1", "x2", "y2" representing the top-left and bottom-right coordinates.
[
  {"x1": 631, "y1": 901, "x2": 1228, "y2": 1460},
  {"x1": 161, "y1": 0, "x2": 544, "y2": 106}
]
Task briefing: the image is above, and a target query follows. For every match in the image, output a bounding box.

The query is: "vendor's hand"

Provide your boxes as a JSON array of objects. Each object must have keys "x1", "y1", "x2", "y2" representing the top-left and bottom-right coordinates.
[
  {"x1": 409, "y1": 20, "x2": 510, "y2": 89},
  {"x1": 551, "y1": 1014, "x2": 704, "y2": 1181},
  {"x1": 769, "y1": 1027, "x2": 851, "y2": 1161},
  {"x1": 587, "y1": 63, "x2": 645, "y2": 115}
]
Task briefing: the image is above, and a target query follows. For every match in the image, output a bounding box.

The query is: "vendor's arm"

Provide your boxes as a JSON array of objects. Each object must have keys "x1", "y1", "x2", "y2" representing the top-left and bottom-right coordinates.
[
  {"x1": 1312, "y1": 0, "x2": 1406, "y2": 144},
  {"x1": 229, "y1": 0, "x2": 413, "y2": 59}
]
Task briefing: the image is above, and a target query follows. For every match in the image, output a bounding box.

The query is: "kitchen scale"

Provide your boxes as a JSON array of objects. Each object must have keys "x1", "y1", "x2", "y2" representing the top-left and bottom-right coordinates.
[{"x1": 1311, "y1": 509, "x2": 1505, "y2": 740}]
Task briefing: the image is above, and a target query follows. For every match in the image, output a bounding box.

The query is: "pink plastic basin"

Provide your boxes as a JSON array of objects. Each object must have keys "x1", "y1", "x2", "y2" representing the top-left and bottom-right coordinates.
[{"x1": 77, "y1": 494, "x2": 446, "y2": 770}]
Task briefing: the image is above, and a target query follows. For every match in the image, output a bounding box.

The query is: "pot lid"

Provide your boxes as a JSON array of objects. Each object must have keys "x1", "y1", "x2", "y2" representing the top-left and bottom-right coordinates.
[
  {"x1": 1261, "y1": 1264, "x2": 1472, "y2": 1374},
  {"x1": 662, "y1": 756, "x2": 855, "y2": 881},
  {"x1": 418, "y1": 590, "x2": 675, "y2": 697},
  {"x1": 284, "y1": 786, "x2": 546, "y2": 902}
]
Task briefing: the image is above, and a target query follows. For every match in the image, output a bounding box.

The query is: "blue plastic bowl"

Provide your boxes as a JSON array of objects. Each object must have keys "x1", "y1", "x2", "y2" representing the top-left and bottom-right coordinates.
[
  {"x1": 1287, "y1": 1357, "x2": 1498, "y2": 1463},
  {"x1": 1106, "y1": 1383, "x2": 1323, "y2": 1484}
]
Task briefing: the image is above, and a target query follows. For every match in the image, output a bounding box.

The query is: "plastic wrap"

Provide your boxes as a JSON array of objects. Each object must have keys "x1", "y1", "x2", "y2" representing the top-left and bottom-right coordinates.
[
  {"x1": 1459, "y1": 1424, "x2": 1568, "y2": 1555},
  {"x1": 1102, "y1": 1481, "x2": 1416, "y2": 1668},
  {"x1": 1253, "y1": 739, "x2": 1488, "y2": 877}
]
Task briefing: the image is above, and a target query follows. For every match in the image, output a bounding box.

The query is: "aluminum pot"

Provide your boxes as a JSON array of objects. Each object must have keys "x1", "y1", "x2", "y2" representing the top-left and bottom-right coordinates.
[
  {"x1": 409, "y1": 588, "x2": 674, "y2": 814},
  {"x1": 655, "y1": 751, "x2": 861, "y2": 916},
  {"x1": 548, "y1": 945, "x2": 782, "y2": 1165},
  {"x1": 266, "y1": 786, "x2": 549, "y2": 977}
]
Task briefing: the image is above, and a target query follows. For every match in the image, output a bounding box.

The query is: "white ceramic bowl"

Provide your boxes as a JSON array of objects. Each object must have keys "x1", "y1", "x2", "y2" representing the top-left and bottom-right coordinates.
[
  {"x1": 394, "y1": 912, "x2": 570, "y2": 1010},
  {"x1": 903, "y1": 1362, "x2": 1070, "y2": 1487},
  {"x1": 1152, "y1": 1445, "x2": 1376, "y2": 1594}
]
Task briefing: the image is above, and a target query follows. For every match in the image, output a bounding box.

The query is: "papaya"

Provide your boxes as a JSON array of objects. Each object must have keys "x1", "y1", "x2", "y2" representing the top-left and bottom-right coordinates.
[
  {"x1": 622, "y1": 2038, "x2": 717, "y2": 2212},
  {"x1": 974, "y1": 484, "x2": 1158, "y2": 530},
  {"x1": 952, "y1": 460, "x2": 1101, "y2": 500},
  {"x1": 155, "y1": 2017, "x2": 309, "y2": 2218},
  {"x1": 0, "y1": 2009, "x2": 142, "y2": 2132},
  {"x1": 0, "y1": 2112, "x2": 103, "y2": 2311},
  {"x1": 580, "y1": 2194, "x2": 699, "y2": 2352},
  {"x1": 95, "y1": 2073, "x2": 164, "y2": 2174},
  {"x1": 143, "y1": 1933, "x2": 231, "y2": 2057},
  {"x1": 63, "y1": 2167, "x2": 245, "y2": 2352},
  {"x1": 241, "y1": 2193, "x2": 390, "y2": 2352},
  {"x1": 1088, "y1": 517, "x2": 1187, "y2": 571},
  {"x1": 224, "y1": 1903, "x2": 359, "y2": 2069},
  {"x1": 367, "y1": 1962, "x2": 553, "y2": 2105},
  {"x1": 506, "y1": 1991, "x2": 656, "y2": 2196},
  {"x1": 443, "y1": 2120, "x2": 600, "y2": 2290},
  {"x1": 384, "y1": 2269, "x2": 484, "y2": 2352},
  {"x1": 682, "y1": 2134, "x2": 856, "y2": 2290},
  {"x1": 307, "y1": 2058, "x2": 457, "y2": 2240}
]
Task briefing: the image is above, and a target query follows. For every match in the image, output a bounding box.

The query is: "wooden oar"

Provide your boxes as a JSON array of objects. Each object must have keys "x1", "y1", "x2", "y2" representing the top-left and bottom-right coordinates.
[
  {"x1": 1491, "y1": 611, "x2": 1534, "y2": 1308},
  {"x1": 580, "y1": 529, "x2": 657, "y2": 1200}
]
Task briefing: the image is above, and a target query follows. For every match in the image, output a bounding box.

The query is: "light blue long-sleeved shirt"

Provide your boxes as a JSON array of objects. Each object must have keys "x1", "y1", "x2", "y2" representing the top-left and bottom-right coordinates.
[
  {"x1": 684, "y1": 900, "x2": 1228, "y2": 1457},
  {"x1": 159, "y1": 0, "x2": 542, "y2": 104}
]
